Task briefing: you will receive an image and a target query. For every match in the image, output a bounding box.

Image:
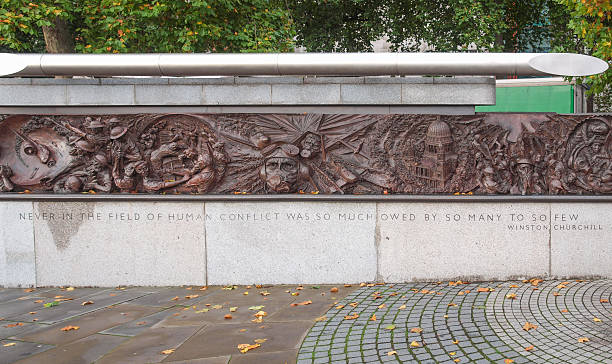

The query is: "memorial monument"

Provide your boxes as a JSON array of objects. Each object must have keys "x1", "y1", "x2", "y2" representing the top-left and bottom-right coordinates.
[{"x1": 0, "y1": 52, "x2": 610, "y2": 287}]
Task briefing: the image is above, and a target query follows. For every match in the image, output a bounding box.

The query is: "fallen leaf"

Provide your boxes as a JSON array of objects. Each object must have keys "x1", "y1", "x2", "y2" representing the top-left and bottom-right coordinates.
[
  {"x1": 553, "y1": 292, "x2": 561, "y2": 296},
  {"x1": 335, "y1": 305, "x2": 345, "y2": 309},
  {"x1": 224, "y1": 314, "x2": 233, "y2": 319},
  {"x1": 290, "y1": 300, "x2": 312, "y2": 307},
  {"x1": 477, "y1": 287, "x2": 494, "y2": 292},
  {"x1": 314, "y1": 316, "x2": 327, "y2": 322},
  {"x1": 410, "y1": 327, "x2": 423, "y2": 333},
  {"x1": 239, "y1": 329, "x2": 247, "y2": 332},
  {"x1": 504, "y1": 360, "x2": 514, "y2": 364},
  {"x1": 81, "y1": 301, "x2": 94, "y2": 306},
  {"x1": 593, "y1": 317, "x2": 601, "y2": 322},
  {"x1": 349, "y1": 302, "x2": 358, "y2": 307},
  {"x1": 399, "y1": 304, "x2": 406, "y2": 310},
  {"x1": 330, "y1": 287, "x2": 339, "y2": 293},
  {"x1": 344, "y1": 313, "x2": 359, "y2": 320},
  {"x1": 448, "y1": 303, "x2": 457, "y2": 307},
  {"x1": 452, "y1": 340, "x2": 459, "y2": 344},
  {"x1": 561, "y1": 309, "x2": 568, "y2": 313},
  {"x1": 3, "y1": 343, "x2": 16, "y2": 347},
  {"x1": 509, "y1": 284, "x2": 519, "y2": 288},
  {"x1": 344, "y1": 284, "x2": 352, "y2": 287},
  {"x1": 578, "y1": 337, "x2": 589, "y2": 343},
  {"x1": 34, "y1": 300, "x2": 43, "y2": 304},
  {"x1": 370, "y1": 314, "x2": 376, "y2": 321},
  {"x1": 251, "y1": 317, "x2": 263, "y2": 323},
  {"x1": 243, "y1": 291, "x2": 249, "y2": 295},
  {"x1": 212, "y1": 305, "x2": 223, "y2": 309},
  {"x1": 195, "y1": 309, "x2": 209, "y2": 313},
  {"x1": 385, "y1": 324, "x2": 395, "y2": 330},
  {"x1": 199, "y1": 286, "x2": 208, "y2": 291},
  {"x1": 359, "y1": 283, "x2": 366, "y2": 287},
  {"x1": 556, "y1": 284, "x2": 567, "y2": 289},
  {"x1": 291, "y1": 292, "x2": 299, "y2": 296},
  {"x1": 171, "y1": 296, "x2": 180, "y2": 301},
  {"x1": 254, "y1": 338, "x2": 267, "y2": 344},
  {"x1": 525, "y1": 345, "x2": 535, "y2": 351},
  {"x1": 249, "y1": 305, "x2": 265, "y2": 311},
  {"x1": 5, "y1": 323, "x2": 24, "y2": 328},
  {"x1": 254, "y1": 311, "x2": 267, "y2": 317},
  {"x1": 237, "y1": 343, "x2": 260, "y2": 354},
  {"x1": 23, "y1": 288, "x2": 35, "y2": 292},
  {"x1": 506, "y1": 293, "x2": 517, "y2": 299},
  {"x1": 43, "y1": 301, "x2": 59, "y2": 308},
  {"x1": 522, "y1": 322, "x2": 538, "y2": 331},
  {"x1": 378, "y1": 304, "x2": 386, "y2": 309},
  {"x1": 599, "y1": 299, "x2": 608, "y2": 303},
  {"x1": 529, "y1": 278, "x2": 543, "y2": 286},
  {"x1": 450, "y1": 352, "x2": 456, "y2": 356},
  {"x1": 60, "y1": 325, "x2": 80, "y2": 331},
  {"x1": 454, "y1": 359, "x2": 460, "y2": 363},
  {"x1": 185, "y1": 295, "x2": 199, "y2": 299},
  {"x1": 160, "y1": 349, "x2": 175, "y2": 355},
  {"x1": 296, "y1": 286, "x2": 303, "y2": 290},
  {"x1": 260, "y1": 291, "x2": 270, "y2": 296},
  {"x1": 410, "y1": 341, "x2": 420, "y2": 347},
  {"x1": 387, "y1": 350, "x2": 397, "y2": 356},
  {"x1": 66, "y1": 287, "x2": 75, "y2": 292},
  {"x1": 229, "y1": 307, "x2": 238, "y2": 313}
]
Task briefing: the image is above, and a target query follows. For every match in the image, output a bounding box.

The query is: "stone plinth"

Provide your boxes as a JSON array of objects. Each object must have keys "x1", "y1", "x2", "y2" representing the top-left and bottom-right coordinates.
[{"x1": 1, "y1": 198, "x2": 610, "y2": 287}]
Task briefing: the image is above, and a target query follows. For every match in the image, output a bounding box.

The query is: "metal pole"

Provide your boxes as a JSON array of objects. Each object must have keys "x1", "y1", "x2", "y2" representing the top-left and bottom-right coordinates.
[{"x1": 0, "y1": 52, "x2": 608, "y2": 77}]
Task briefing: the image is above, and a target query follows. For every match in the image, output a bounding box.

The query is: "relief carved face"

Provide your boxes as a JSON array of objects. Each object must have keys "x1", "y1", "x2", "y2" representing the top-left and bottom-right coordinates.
[{"x1": 263, "y1": 157, "x2": 299, "y2": 193}]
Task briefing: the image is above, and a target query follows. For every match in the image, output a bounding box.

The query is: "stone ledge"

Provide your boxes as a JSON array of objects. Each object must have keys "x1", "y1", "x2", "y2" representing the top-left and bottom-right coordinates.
[{"x1": 0, "y1": 76, "x2": 495, "y2": 106}]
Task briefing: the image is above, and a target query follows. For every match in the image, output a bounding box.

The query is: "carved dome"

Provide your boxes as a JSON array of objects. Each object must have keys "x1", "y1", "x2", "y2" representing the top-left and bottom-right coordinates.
[{"x1": 426, "y1": 119, "x2": 452, "y2": 139}]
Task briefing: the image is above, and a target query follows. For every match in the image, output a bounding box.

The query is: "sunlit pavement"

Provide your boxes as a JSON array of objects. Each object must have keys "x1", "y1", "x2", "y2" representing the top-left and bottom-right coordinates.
[{"x1": 0, "y1": 280, "x2": 610, "y2": 364}]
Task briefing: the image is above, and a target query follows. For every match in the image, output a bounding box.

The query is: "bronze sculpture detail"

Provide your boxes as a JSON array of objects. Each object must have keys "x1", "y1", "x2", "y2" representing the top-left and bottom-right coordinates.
[{"x1": 0, "y1": 113, "x2": 610, "y2": 195}]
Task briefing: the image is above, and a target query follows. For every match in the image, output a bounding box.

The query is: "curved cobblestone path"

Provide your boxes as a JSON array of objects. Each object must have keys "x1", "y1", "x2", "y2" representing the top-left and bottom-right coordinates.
[{"x1": 297, "y1": 280, "x2": 612, "y2": 364}]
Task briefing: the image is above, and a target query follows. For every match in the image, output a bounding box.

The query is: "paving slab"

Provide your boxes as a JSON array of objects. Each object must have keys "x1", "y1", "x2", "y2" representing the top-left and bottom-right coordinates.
[
  {"x1": 0, "y1": 321, "x2": 48, "y2": 340},
  {"x1": 15, "y1": 303, "x2": 160, "y2": 346},
  {"x1": 99, "y1": 307, "x2": 184, "y2": 336},
  {"x1": 9, "y1": 288, "x2": 155, "y2": 324},
  {"x1": 13, "y1": 334, "x2": 126, "y2": 364},
  {"x1": 95, "y1": 326, "x2": 203, "y2": 364},
  {"x1": 128, "y1": 287, "x2": 215, "y2": 308},
  {"x1": 228, "y1": 348, "x2": 298, "y2": 364},
  {"x1": 0, "y1": 340, "x2": 54, "y2": 364},
  {"x1": 166, "y1": 321, "x2": 312, "y2": 362}
]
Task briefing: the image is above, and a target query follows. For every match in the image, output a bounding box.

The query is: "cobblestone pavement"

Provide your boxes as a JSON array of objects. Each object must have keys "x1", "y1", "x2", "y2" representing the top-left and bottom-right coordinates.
[{"x1": 298, "y1": 280, "x2": 612, "y2": 364}]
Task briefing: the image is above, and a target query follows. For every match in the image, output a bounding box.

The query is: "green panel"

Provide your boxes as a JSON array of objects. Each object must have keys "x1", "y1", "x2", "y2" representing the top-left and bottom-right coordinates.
[{"x1": 476, "y1": 85, "x2": 574, "y2": 113}]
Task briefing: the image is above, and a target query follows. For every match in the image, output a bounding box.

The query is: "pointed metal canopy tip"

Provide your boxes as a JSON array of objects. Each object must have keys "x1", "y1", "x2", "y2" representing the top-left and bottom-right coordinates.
[
  {"x1": 528, "y1": 53, "x2": 608, "y2": 77},
  {"x1": 0, "y1": 53, "x2": 27, "y2": 76}
]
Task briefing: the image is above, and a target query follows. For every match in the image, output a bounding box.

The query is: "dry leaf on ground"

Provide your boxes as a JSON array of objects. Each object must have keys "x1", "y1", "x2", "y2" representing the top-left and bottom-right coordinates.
[
  {"x1": 387, "y1": 351, "x2": 397, "y2": 356},
  {"x1": 410, "y1": 327, "x2": 423, "y2": 333},
  {"x1": 578, "y1": 337, "x2": 590, "y2": 343},
  {"x1": 224, "y1": 314, "x2": 233, "y2": 319},
  {"x1": 522, "y1": 322, "x2": 538, "y2": 331},
  {"x1": 370, "y1": 314, "x2": 376, "y2": 321},
  {"x1": 237, "y1": 343, "x2": 260, "y2": 353},
  {"x1": 3, "y1": 343, "x2": 16, "y2": 347},
  {"x1": 410, "y1": 341, "x2": 420, "y2": 347},
  {"x1": 161, "y1": 349, "x2": 175, "y2": 355},
  {"x1": 81, "y1": 301, "x2": 94, "y2": 306},
  {"x1": 525, "y1": 345, "x2": 535, "y2": 351},
  {"x1": 290, "y1": 300, "x2": 312, "y2": 307},
  {"x1": 254, "y1": 338, "x2": 267, "y2": 344},
  {"x1": 344, "y1": 313, "x2": 359, "y2": 320},
  {"x1": 330, "y1": 287, "x2": 338, "y2": 293},
  {"x1": 504, "y1": 360, "x2": 514, "y2": 364},
  {"x1": 506, "y1": 293, "x2": 516, "y2": 299},
  {"x1": 314, "y1": 316, "x2": 327, "y2": 322},
  {"x1": 60, "y1": 325, "x2": 79, "y2": 331}
]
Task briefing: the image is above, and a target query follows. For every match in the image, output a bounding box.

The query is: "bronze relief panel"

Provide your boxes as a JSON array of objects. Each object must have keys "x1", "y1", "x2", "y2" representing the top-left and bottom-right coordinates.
[{"x1": 0, "y1": 113, "x2": 610, "y2": 195}]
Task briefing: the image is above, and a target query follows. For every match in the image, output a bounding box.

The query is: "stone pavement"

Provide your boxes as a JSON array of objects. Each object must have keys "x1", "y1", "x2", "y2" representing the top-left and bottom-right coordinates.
[{"x1": 0, "y1": 280, "x2": 609, "y2": 364}]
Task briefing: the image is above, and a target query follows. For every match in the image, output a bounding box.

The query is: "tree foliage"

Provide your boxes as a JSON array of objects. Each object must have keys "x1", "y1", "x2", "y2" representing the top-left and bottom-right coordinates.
[
  {"x1": 553, "y1": 0, "x2": 611, "y2": 97},
  {"x1": 0, "y1": 0, "x2": 295, "y2": 53}
]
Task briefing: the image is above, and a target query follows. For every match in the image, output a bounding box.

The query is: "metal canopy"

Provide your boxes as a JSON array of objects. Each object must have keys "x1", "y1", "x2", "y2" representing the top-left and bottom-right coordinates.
[{"x1": 0, "y1": 52, "x2": 608, "y2": 77}]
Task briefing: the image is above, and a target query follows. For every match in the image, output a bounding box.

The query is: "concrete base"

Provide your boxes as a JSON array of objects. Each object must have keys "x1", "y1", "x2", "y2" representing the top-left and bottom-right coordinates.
[{"x1": 1, "y1": 199, "x2": 610, "y2": 287}]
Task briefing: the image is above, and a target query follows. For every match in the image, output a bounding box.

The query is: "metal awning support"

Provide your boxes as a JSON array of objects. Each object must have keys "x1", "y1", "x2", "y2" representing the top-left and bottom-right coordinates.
[{"x1": 0, "y1": 52, "x2": 608, "y2": 77}]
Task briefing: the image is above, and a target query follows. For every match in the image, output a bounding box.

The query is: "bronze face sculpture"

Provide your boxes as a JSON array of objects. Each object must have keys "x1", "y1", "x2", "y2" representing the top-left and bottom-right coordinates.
[{"x1": 0, "y1": 113, "x2": 610, "y2": 195}]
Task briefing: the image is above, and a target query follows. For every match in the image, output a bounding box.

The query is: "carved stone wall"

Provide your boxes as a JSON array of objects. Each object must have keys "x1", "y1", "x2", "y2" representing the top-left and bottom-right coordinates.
[{"x1": 0, "y1": 113, "x2": 610, "y2": 195}]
